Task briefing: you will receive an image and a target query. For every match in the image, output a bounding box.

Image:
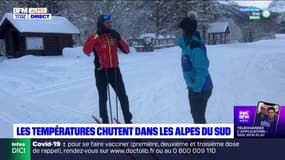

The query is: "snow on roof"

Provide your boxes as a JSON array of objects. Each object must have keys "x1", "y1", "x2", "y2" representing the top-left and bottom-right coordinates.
[
  {"x1": 0, "y1": 13, "x2": 80, "y2": 34},
  {"x1": 140, "y1": 33, "x2": 165, "y2": 39},
  {"x1": 207, "y1": 22, "x2": 229, "y2": 33},
  {"x1": 165, "y1": 35, "x2": 175, "y2": 38},
  {"x1": 217, "y1": 0, "x2": 231, "y2": 5}
]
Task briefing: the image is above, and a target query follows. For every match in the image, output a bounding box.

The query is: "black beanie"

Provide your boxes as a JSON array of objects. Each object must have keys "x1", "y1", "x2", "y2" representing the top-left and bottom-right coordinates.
[
  {"x1": 97, "y1": 15, "x2": 111, "y2": 34},
  {"x1": 178, "y1": 17, "x2": 197, "y2": 34},
  {"x1": 97, "y1": 15, "x2": 107, "y2": 29}
]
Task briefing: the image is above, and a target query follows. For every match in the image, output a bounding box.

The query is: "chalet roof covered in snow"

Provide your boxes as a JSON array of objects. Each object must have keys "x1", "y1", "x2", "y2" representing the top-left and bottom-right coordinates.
[
  {"x1": 0, "y1": 13, "x2": 80, "y2": 34},
  {"x1": 207, "y1": 22, "x2": 230, "y2": 33}
]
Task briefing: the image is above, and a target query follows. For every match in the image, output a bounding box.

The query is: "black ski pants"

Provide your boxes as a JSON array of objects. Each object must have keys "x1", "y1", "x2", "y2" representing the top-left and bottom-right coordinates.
[
  {"x1": 95, "y1": 67, "x2": 132, "y2": 123},
  {"x1": 188, "y1": 89, "x2": 212, "y2": 124}
]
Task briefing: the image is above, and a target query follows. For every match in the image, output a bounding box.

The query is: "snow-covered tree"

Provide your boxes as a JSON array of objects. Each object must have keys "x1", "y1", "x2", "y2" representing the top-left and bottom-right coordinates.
[
  {"x1": 0, "y1": 0, "x2": 19, "y2": 15},
  {"x1": 281, "y1": 20, "x2": 285, "y2": 33},
  {"x1": 269, "y1": 0, "x2": 285, "y2": 13},
  {"x1": 18, "y1": 0, "x2": 63, "y2": 15}
]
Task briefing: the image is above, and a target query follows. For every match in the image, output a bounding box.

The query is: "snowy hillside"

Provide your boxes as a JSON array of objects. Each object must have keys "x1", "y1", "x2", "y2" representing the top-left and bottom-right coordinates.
[
  {"x1": 269, "y1": 0, "x2": 285, "y2": 13},
  {"x1": 1, "y1": 36, "x2": 285, "y2": 137}
]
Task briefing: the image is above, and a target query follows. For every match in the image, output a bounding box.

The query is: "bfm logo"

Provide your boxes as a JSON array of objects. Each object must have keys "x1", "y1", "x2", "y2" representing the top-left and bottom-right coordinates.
[
  {"x1": 13, "y1": 8, "x2": 28, "y2": 14},
  {"x1": 13, "y1": 8, "x2": 51, "y2": 20},
  {"x1": 238, "y1": 111, "x2": 250, "y2": 123}
]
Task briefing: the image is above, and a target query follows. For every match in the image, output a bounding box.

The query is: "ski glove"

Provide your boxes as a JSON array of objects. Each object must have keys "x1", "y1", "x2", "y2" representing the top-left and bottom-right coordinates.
[{"x1": 110, "y1": 30, "x2": 121, "y2": 40}]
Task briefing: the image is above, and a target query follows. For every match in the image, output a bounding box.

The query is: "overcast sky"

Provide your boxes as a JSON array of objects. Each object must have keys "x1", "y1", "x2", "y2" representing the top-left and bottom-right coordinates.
[{"x1": 234, "y1": 0, "x2": 272, "y2": 9}]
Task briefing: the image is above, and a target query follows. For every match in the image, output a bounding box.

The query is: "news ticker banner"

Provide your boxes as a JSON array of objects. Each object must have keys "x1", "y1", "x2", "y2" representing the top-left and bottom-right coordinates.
[
  {"x1": 12, "y1": 106, "x2": 285, "y2": 139},
  {"x1": 13, "y1": 8, "x2": 51, "y2": 20},
  {"x1": 13, "y1": 124, "x2": 234, "y2": 139},
  {"x1": 1, "y1": 138, "x2": 285, "y2": 160},
  {"x1": 234, "y1": 106, "x2": 285, "y2": 138}
]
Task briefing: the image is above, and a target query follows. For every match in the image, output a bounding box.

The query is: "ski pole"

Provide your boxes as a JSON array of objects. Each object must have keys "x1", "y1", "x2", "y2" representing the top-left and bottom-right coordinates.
[
  {"x1": 115, "y1": 67, "x2": 119, "y2": 121},
  {"x1": 105, "y1": 69, "x2": 113, "y2": 123}
]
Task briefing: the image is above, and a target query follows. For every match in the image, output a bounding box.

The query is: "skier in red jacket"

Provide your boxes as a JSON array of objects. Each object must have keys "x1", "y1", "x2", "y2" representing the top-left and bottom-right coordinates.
[{"x1": 83, "y1": 14, "x2": 132, "y2": 123}]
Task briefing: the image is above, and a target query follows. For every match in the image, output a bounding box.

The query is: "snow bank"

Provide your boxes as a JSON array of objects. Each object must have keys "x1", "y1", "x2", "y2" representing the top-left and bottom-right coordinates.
[
  {"x1": 63, "y1": 47, "x2": 85, "y2": 58},
  {"x1": 275, "y1": 34, "x2": 285, "y2": 39},
  {"x1": 140, "y1": 33, "x2": 165, "y2": 39},
  {"x1": 129, "y1": 47, "x2": 137, "y2": 54}
]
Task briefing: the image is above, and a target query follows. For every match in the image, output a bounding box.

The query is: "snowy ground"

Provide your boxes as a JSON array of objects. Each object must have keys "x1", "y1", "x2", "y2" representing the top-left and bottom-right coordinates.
[{"x1": 1, "y1": 35, "x2": 285, "y2": 137}]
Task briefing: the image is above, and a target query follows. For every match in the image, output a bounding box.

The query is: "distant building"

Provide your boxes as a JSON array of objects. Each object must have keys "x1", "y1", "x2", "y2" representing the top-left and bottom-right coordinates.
[
  {"x1": 207, "y1": 22, "x2": 230, "y2": 45},
  {"x1": 0, "y1": 13, "x2": 80, "y2": 58}
]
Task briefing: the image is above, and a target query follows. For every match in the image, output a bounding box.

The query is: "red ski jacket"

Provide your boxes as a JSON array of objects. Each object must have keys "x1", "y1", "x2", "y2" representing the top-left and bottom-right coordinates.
[{"x1": 83, "y1": 33, "x2": 130, "y2": 68}]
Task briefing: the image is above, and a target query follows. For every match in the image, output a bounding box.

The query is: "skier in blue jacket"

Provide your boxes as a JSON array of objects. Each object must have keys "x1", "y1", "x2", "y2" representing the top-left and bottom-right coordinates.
[{"x1": 177, "y1": 12, "x2": 213, "y2": 123}]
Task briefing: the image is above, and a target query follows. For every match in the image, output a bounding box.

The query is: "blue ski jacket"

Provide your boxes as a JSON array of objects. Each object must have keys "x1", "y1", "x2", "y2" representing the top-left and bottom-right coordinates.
[{"x1": 178, "y1": 35, "x2": 213, "y2": 93}]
